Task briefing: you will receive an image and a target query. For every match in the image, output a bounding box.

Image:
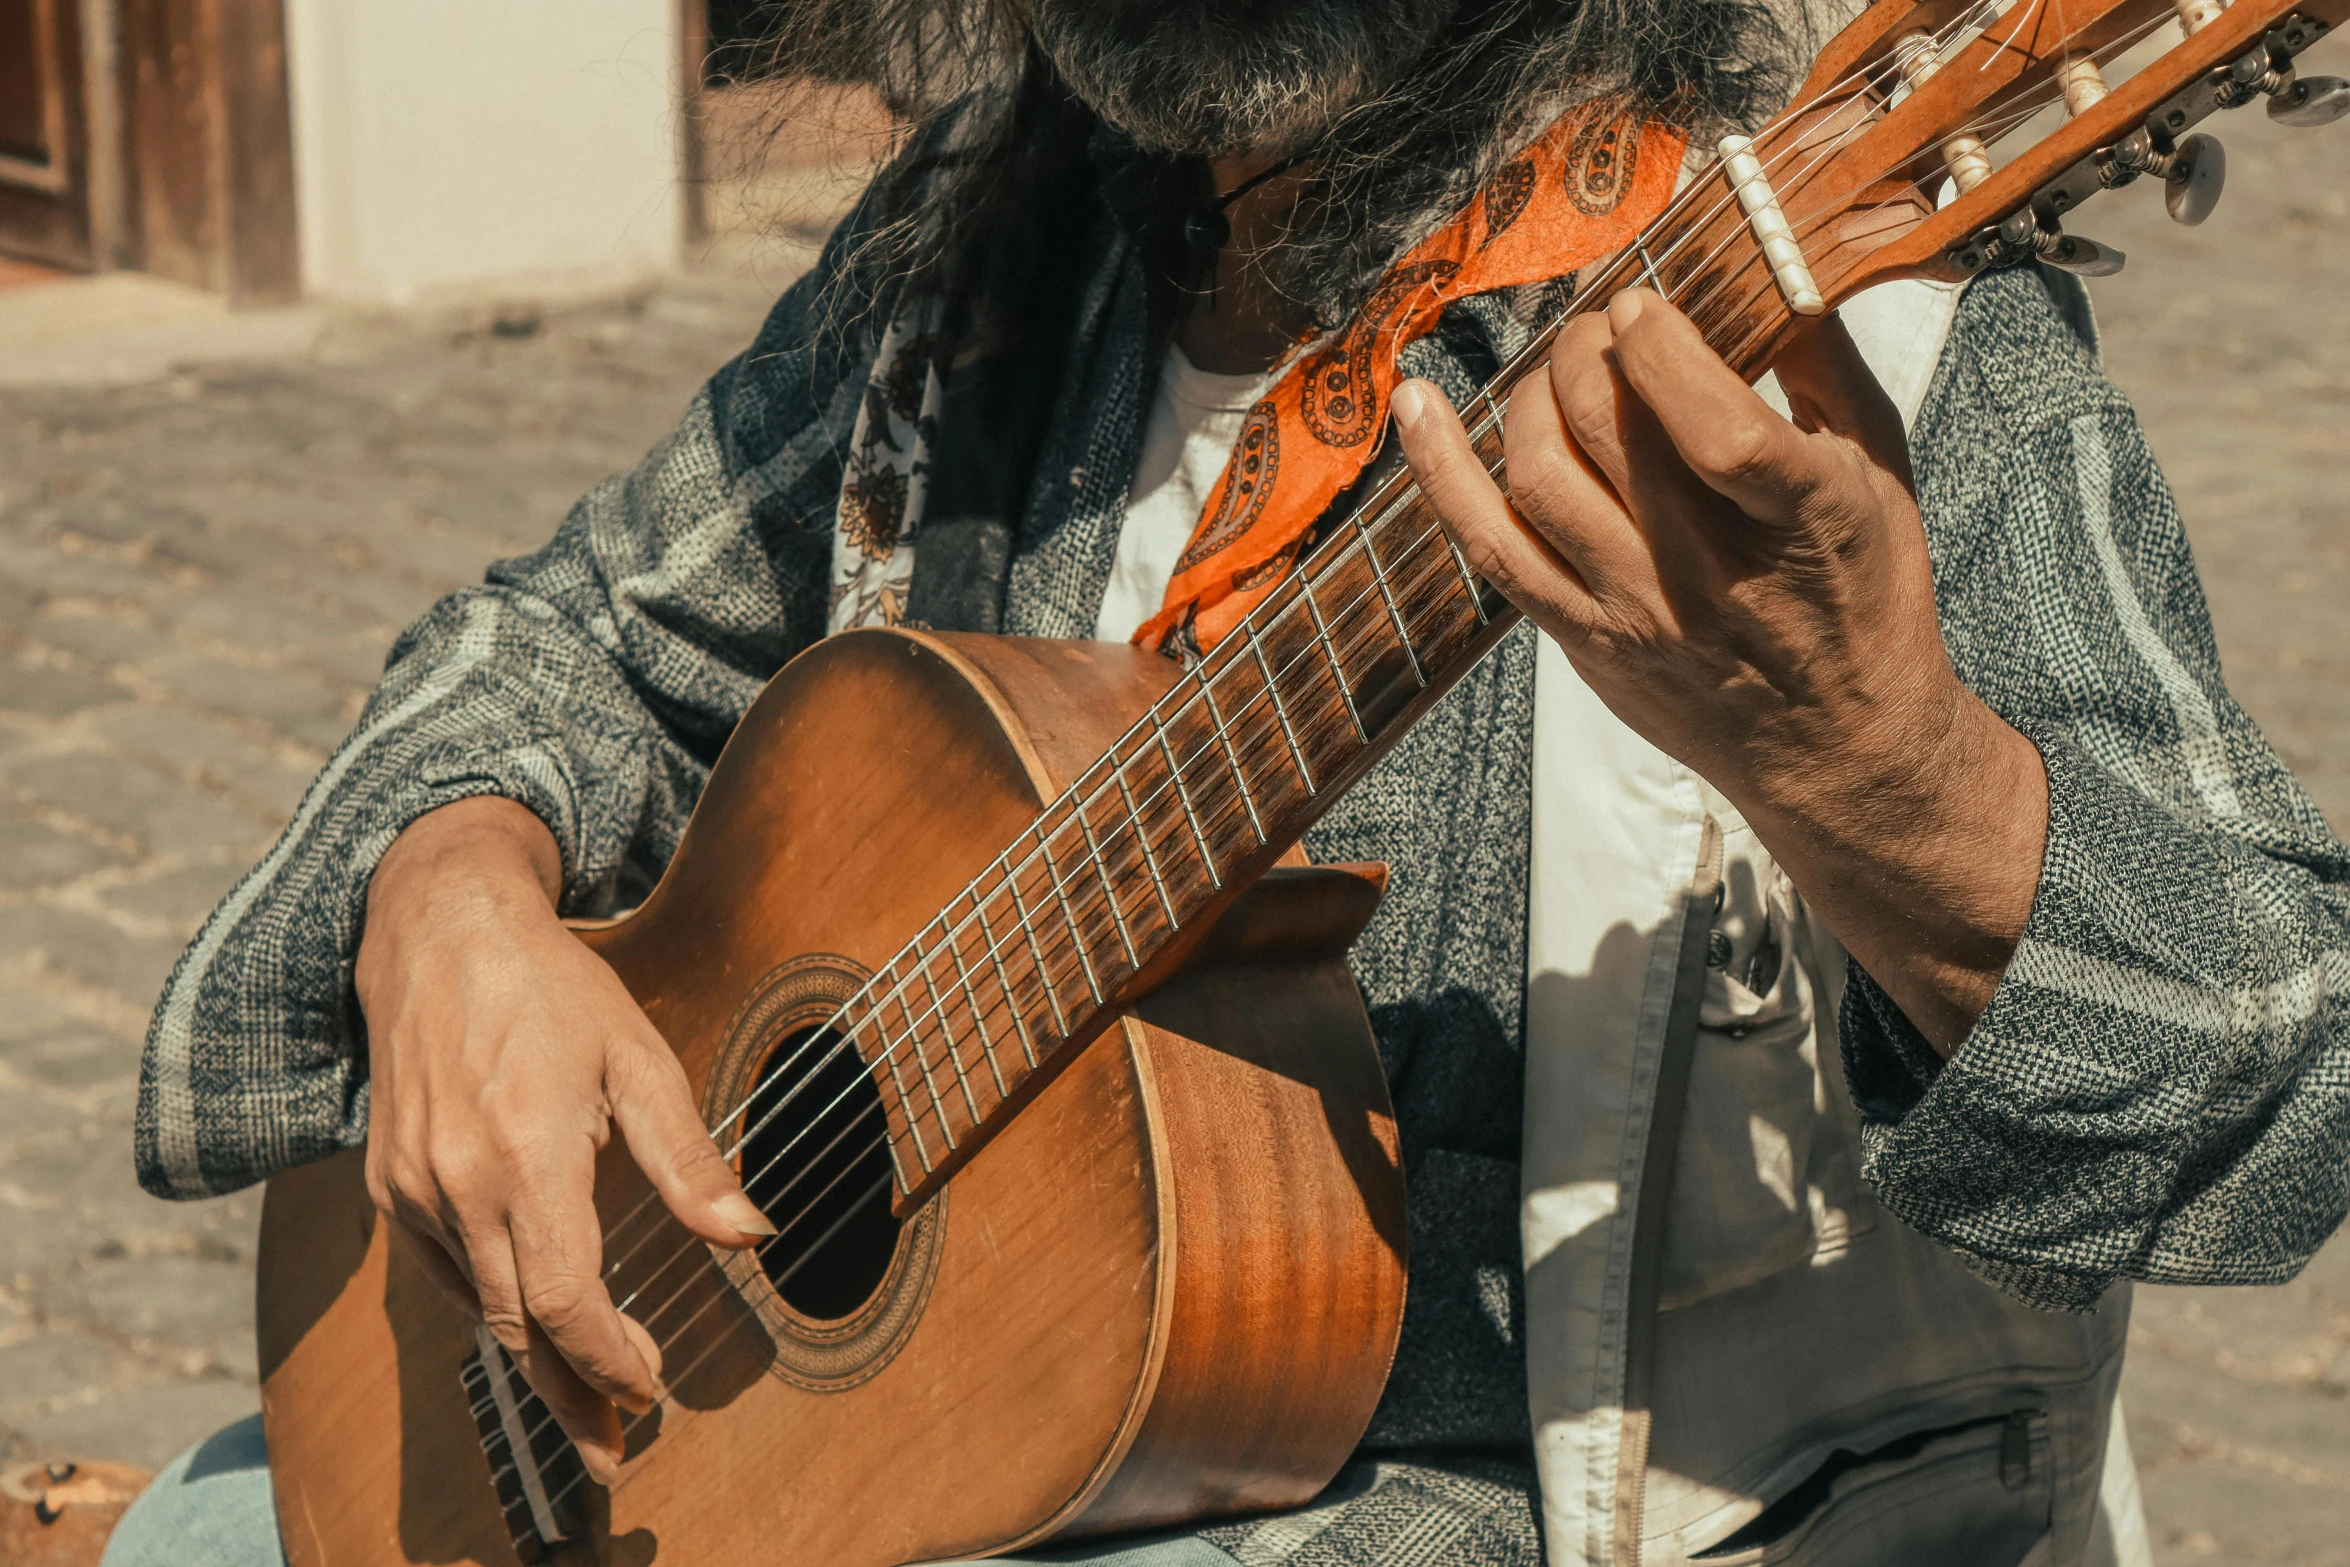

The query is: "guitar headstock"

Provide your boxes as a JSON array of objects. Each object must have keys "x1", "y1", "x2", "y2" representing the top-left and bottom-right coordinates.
[{"x1": 1652, "y1": 0, "x2": 2350, "y2": 373}]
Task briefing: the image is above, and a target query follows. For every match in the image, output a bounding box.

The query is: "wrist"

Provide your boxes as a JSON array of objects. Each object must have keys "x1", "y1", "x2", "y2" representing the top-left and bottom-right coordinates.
[
  {"x1": 1732, "y1": 667, "x2": 2048, "y2": 918},
  {"x1": 1734, "y1": 680, "x2": 2048, "y2": 1048},
  {"x1": 358, "y1": 798, "x2": 565, "y2": 998}
]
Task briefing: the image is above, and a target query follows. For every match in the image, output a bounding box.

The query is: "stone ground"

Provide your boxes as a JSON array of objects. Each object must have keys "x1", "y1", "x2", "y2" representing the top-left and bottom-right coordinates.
[{"x1": 0, "y1": 94, "x2": 2344, "y2": 1563}]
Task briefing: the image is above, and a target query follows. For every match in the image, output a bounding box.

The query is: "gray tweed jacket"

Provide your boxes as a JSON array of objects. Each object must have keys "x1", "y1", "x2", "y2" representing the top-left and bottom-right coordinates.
[{"x1": 138, "y1": 172, "x2": 2350, "y2": 1565}]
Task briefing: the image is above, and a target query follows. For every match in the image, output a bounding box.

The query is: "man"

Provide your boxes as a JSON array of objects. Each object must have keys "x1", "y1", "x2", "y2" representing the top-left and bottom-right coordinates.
[{"x1": 108, "y1": 0, "x2": 2350, "y2": 1562}]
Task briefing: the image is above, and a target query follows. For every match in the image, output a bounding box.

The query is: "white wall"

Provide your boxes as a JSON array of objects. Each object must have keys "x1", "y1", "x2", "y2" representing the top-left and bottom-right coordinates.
[{"x1": 284, "y1": 0, "x2": 683, "y2": 305}]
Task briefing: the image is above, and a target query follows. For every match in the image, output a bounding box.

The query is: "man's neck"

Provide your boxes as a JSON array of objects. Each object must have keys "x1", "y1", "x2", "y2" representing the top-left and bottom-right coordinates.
[{"x1": 1175, "y1": 151, "x2": 1313, "y2": 375}]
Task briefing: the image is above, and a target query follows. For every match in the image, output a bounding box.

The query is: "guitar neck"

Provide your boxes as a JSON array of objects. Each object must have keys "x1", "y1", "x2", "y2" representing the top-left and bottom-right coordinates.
[{"x1": 852, "y1": 184, "x2": 1780, "y2": 1209}]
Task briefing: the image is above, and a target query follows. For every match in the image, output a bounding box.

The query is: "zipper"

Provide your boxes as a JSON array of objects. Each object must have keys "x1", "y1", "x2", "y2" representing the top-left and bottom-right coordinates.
[{"x1": 1610, "y1": 816, "x2": 1725, "y2": 1567}]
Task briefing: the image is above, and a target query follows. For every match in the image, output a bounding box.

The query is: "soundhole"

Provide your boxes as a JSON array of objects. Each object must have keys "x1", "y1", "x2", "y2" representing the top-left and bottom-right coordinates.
[
  {"x1": 706, "y1": 952, "x2": 943, "y2": 1391},
  {"x1": 738, "y1": 1026, "x2": 901, "y2": 1322}
]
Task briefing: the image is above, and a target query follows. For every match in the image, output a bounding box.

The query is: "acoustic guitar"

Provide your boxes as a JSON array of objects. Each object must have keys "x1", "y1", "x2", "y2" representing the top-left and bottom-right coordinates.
[{"x1": 254, "y1": 0, "x2": 2350, "y2": 1558}]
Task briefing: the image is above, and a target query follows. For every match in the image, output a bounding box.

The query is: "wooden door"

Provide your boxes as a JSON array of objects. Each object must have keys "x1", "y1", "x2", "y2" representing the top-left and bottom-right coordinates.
[
  {"x1": 115, "y1": 0, "x2": 298, "y2": 302},
  {"x1": 0, "y1": 0, "x2": 96, "y2": 270}
]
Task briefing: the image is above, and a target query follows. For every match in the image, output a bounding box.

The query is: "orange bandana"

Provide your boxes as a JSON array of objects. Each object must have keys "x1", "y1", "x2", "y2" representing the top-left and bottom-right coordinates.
[{"x1": 1134, "y1": 110, "x2": 1684, "y2": 655}]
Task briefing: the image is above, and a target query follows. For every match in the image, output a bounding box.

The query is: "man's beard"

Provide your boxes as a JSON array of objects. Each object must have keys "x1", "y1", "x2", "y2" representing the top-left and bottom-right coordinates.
[{"x1": 1028, "y1": 0, "x2": 1465, "y2": 158}]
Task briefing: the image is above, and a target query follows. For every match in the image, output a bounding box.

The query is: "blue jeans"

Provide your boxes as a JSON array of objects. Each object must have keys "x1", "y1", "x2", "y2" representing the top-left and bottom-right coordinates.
[
  {"x1": 102, "y1": 1416, "x2": 286, "y2": 1567},
  {"x1": 103, "y1": 1416, "x2": 1240, "y2": 1567}
]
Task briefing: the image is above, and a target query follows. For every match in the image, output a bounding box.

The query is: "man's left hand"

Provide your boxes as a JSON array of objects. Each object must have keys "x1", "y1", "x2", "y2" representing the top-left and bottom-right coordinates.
[{"x1": 1390, "y1": 288, "x2": 2048, "y2": 1052}]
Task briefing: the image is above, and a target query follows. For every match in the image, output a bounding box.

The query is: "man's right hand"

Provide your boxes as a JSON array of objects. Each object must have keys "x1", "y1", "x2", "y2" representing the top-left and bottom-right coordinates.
[{"x1": 354, "y1": 796, "x2": 774, "y2": 1484}]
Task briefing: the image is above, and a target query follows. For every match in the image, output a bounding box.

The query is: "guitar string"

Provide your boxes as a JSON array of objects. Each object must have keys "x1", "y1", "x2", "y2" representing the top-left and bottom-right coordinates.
[
  {"x1": 564, "y1": 90, "x2": 1891, "y2": 1296},
  {"x1": 1645, "y1": 8, "x2": 2115, "y2": 359},
  {"x1": 560, "y1": 488, "x2": 1525, "y2": 1480},
  {"x1": 677, "y1": 0, "x2": 2050, "y2": 1170},
  {"x1": 519, "y1": 0, "x2": 2089, "y2": 1477},
  {"x1": 563, "y1": 21, "x2": 2021, "y2": 1326},
  {"x1": 573, "y1": 24, "x2": 2053, "y2": 1323},
  {"x1": 556, "y1": 115, "x2": 2193, "y2": 1519},
  {"x1": 591, "y1": 526, "x2": 1494, "y2": 1351},
  {"x1": 585, "y1": 13, "x2": 2150, "y2": 1415},
  {"x1": 641, "y1": 44, "x2": 1920, "y2": 1165}
]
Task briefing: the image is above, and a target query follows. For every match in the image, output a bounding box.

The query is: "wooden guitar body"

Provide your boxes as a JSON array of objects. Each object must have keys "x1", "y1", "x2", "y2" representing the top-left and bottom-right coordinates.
[{"x1": 256, "y1": 630, "x2": 1409, "y2": 1567}]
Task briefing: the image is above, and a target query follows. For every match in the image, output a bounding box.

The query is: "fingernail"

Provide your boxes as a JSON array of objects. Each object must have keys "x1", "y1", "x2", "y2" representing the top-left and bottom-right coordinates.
[
  {"x1": 1389, "y1": 380, "x2": 1427, "y2": 433},
  {"x1": 714, "y1": 1193, "x2": 777, "y2": 1238},
  {"x1": 577, "y1": 1441, "x2": 621, "y2": 1488},
  {"x1": 617, "y1": 1382, "x2": 662, "y2": 1416}
]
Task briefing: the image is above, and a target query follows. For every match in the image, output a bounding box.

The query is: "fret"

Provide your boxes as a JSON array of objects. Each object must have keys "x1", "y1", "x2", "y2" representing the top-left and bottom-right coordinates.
[
  {"x1": 1471, "y1": 382, "x2": 1506, "y2": 437},
  {"x1": 1248, "y1": 632, "x2": 1316, "y2": 795},
  {"x1": 888, "y1": 984, "x2": 962, "y2": 1155},
  {"x1": 938, "y1": 906, "x2": 1010, "y2": 1099},
  {"x1": 865, "y1": 1007, "x2": 938, "y2": 1174},
  {"x1": 1406, "y1": 414, "x2": 1498, "y2": 626},
  {"x1": 1001, "y1": 866, "x2": 1071, "y2": 1039},
  {"x1": 1152, "y1": 714, "x2": 1223, "y2": 889},
  {"x1": 1441, "y1": 527, "x2": 1489, "y2": 624},
  {"x1": 1631, "y1": 234, "x2": 1668, "y2": 293},
  {"x1": 1298, "y1": 570, "x2": 1370, "y2": 743},
  {"x1": 1072, "y1": 796, "x2": 1143, "y2": 969},
  {"x1": 973, "y1": 895, "x2": 1041, "y2": 1069},
  {"x1": 1114, "y1": 766, "x2": 1181, "y2": 932},
  {"x1": 1196, "y1": 668, "x2": 1268, "y2": 845},
  {"x1": 1354, "y1": 514, "x2": 1428, "y2": 688},
  {"x1": 911, "y1": 942, "x2": 985, "y2": 1126},
  {"x1": 1037, "y1": 830, "x2": 1107, "y2": 1006}
]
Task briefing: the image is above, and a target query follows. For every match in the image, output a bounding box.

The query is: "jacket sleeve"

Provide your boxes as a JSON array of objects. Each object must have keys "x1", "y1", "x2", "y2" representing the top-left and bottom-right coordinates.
[
  {"x1": 1841, "y1": 264, "x2": 2350, "y2": 1312},
  {"x1": 134, "y1": 213, "x2": 890, "y2": 1201}
]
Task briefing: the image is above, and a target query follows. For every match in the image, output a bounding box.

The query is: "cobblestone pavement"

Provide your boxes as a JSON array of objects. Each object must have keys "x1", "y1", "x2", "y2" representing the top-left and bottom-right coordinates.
[
  {"x1": 0, "y1": 103, "x2": 2344, "y2": 1559},
  {"x1": 0, "y1": 250, "x2": 808, "y2": 1473}
]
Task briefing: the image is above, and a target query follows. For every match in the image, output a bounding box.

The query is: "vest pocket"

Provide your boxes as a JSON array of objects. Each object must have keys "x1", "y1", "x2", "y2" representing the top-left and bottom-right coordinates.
[
  {"x1": 1688, "y1": 1410, "x2": 2052, "y2": 1567},
  {"x1": 1657, "y1": 838, "x2": 1869, "y2": 1313}
]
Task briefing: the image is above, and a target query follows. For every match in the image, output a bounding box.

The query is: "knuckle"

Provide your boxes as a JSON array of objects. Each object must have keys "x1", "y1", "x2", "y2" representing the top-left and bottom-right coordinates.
[
  {"x1": 607, "y1": 1035, "x2": 686, "y2": 1100},
  {"x1": 522, "y1": 1274, "x2": 597, "y2": 1334},
  {"x1": 1700, "y1": 417, "x2": 1783, "y2": 484},
  {"x1": 1463, "y1": 535, "x2": 1527, "y2": 600},
  {"x1": 664, "y1": 1131, "x2": 729, "y2": 1183},
  {"x1": 426, "y1": 1140, "x2": 497, "y2": 1205},
  {"x1": 478, "y1": 1303, "x2": 532, "y2": 1357},
  {"x1": 380, "y1": 1163, "x2": 446, "y2": 1228},
  {"x1": 1507, "y1": 445, "x2": 1582, "y2": 515}
]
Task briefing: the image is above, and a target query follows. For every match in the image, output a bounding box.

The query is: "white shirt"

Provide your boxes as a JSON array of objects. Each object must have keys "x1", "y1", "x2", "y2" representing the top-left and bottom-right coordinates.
[{"x1": 1092, "y1": 343, "x2": 1270, "y2": 644}]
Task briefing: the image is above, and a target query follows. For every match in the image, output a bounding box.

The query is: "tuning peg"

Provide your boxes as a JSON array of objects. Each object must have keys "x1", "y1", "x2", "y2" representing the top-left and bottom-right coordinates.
[
  {"x1": 2269, "y1": 76, "x2": 2350, "y2": 127},
  {"x1": 2039, "y1": 233, "x2": 2128, "y2": 276},
  {"x1": 2164, "y1": 133, "x2": 2225, "y2": 224}
]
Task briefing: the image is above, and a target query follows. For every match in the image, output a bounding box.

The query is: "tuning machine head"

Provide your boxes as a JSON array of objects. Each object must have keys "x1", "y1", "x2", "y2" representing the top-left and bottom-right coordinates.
[
  {"x1": 2038, "y1": 233, "x2": 2128, "y2": 276},
  {"x1": 1996, "y1": 209, "x2": 2128, "y2": 275},
  {"x1": 2163, "y1": 132, "x2": 2226, "y2": 223},
  {"x1": 2269, "y1": 75, "x2": 2350, "y2": 126}
]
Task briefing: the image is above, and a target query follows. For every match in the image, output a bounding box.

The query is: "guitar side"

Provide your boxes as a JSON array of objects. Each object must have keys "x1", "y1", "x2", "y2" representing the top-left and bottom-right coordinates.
[{"x1": 255, "y1": 629, "x2": 1407, "y2": 1566}]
